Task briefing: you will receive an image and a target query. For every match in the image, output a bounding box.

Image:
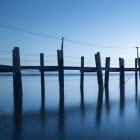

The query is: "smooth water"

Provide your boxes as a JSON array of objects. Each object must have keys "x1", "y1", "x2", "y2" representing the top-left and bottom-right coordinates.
[{"x1": 0, "y1": 73, "x2": 140, "y2": 140}]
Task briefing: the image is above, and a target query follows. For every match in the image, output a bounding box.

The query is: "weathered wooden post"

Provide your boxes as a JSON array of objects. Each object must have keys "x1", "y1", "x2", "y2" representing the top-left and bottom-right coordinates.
[
  {"x1": 135, "y1": 58, "x2": 138, "y2": 86},
  {"x1": 40, "y1": 53, "x2": 45, "y2": 113},
  {"x1": 135, "y1": 58, "x2": 138, "y2": 105},
  {"x1": 58, "y1": 37, "x2": 65, "y2": 133},
  {"x1": 95, "y1": 52, "x2": 103, "y2": 92},
  {"x1": 119, "y1": 58, "x2": 125, "y2": 88},
  {"x1": 12, "y1": 47, "x2": 22, "y2": 115},
  {"x1": 57, "y1": 50, "x2": 64, "y2": 108},
  {"x1": 95, "y1": 52, "x2": 103, "y2": 123},
  {"x1": 104, "y1": 57, "x2": 110, "y2": 111},
  {"x1": 119, "y1": 58, "x2": 125, "y2": 113},
  {"x1": 80, "y1": 56, "x2": 84, "y2": 102},
  {"x1": 104, "y1": 57, "x2": 110, "y2": 87}
]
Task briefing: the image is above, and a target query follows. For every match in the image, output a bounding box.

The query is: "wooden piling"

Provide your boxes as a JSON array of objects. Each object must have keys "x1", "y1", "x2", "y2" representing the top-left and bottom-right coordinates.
[
  {"x1": 80, "y1": 56, "x2": 84, "y2": 101},
  {"x1": 57, "y1": 50, "x2": 64, "y2": 105},
  {"x1": 95, "y1": 52, "x2": 103, "y2": 91},
  {"x1": 135, "y1": 58, "x2": 138, "y2": 86},
  {"x1": 119, "y1": 58, "x2": 125, "y2": 87},
  {"x1": 119, "y1": 58, "x2": 125, "y2": 110},
  {"x1": 135, "y1": 58, "x2": 138, "y2": 105},
  {"x1": 104, "y1": 57, "x2": 110, "y2": 87},
  {"x1": 12, "y1": 47, "x2": 22, "y2": 115},
  {"x1": 104, "y1": 57, "x2": 110, "y2": 110},
  {"x1": 40, "y1": 53, "x2": 45, "y2": 111}
]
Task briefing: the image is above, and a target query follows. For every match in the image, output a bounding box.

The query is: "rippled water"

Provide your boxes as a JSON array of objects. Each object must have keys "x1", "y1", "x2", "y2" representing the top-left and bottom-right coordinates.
[{"x1": 0, "y1": 73, "x2": 140, "y2": 140}]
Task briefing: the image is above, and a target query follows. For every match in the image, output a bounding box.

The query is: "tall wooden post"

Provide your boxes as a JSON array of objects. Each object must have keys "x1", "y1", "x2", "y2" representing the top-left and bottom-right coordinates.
[
  {"x1": 135, "y1": 58, "x2": 138, "y2": 105},
  {"x1": 61, "y1": 37, "x2": 64, "y2": 51},
  {"x1": 57, "y1": 50, "x2": 64, "y2": 108},
  {"x1": 95, "y1": 52, "x2": 103, "y2": 92},
  {"x1": 80, "y1": 56, "x2": 84, "y2": 102},
  {"x1": 40, "y1": 53, "x2": 45, "y2": 113},
  {"x1": 135, "y1": 58, "x2": 138, "y2": 85},
  {"x1": 12, "y1": 47, "x2": 22, "y2": 115},
  {"x1": 119, "y1": 58, "x2": 125, "y2": 113},
  {"x1": 95, "y1": 52, "x2": 103, "y2": 121}
]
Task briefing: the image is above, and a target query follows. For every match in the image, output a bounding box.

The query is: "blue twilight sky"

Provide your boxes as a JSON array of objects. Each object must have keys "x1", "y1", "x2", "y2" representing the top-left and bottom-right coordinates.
[{"x1": 0, "y1": 0, "x2": 140, "y2": 66}]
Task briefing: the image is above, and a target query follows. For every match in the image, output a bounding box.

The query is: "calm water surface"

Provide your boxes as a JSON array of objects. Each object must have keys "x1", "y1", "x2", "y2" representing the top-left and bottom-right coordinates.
[{"x1": 0, "y1": 73, "x2": 140, "y2": 140}]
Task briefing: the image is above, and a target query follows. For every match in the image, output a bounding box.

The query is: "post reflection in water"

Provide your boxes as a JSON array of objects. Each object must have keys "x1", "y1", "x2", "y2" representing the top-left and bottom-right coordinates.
[
  {"x1": 135, "y1": 80, "x2": 138, "y2": 107},
  {"x1": 119, "y1": 84, "x2": 125, "y2": 115},
  {"x1": 138, "y1": 90, "x2": 140, "y2": 113},
  {"x1": 105, "y1": 86, "x2": 110, "y2": 112},
  {"x1": 40, "y1": 92, "x2": 46, "y2": 128},
  {"x1": 58, "y1": 96, "x2": 65, "y2": 134},
  {"x1": 13, "y1": 105, "x2": 22, "y2": 140},
  {"x1": 96, "y1": 89, "x2": 103, "y2": 126},
  {"x1": 80, "y1": 85, "x2": 85, "y2": 117}
]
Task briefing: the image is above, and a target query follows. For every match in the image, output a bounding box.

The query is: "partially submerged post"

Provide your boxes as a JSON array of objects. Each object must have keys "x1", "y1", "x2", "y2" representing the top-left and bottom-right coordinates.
[
  {"x1": 104, "y1": 57, "x2": 110, "y2": 88},
  {"x1": 40, "y1": 53, "x2": 45, "y2": 113},
  {"x1": 135, "y1": 58, "x2": 138, "y2": 105},
  {"x1": 58, "y1": 40, "x2": 65, "y2": 132},
  {"x1": 57, "y1": 50, "x2": 64, "y2": 109},
  {"x1": 119, "y1": 58, "x2": 125, "y2": 89},
  {"x1": 104, "y1": 57, "x2": 110, "y2": 111},
  {"x1": 95, "y1": 52, "x2": 103, "y2": 122},
  {"x1": 12, "y1": 47, "x2": 22, "y2": 115},
  {"x1": 80, "y1": 56, "x2": 84, "y2": 102},
  {"x1": 95, "y1": 52, "x2": 103, "y2": 92},
  {"x1": 119, "y1": 58, "x2": 125, "y2": 113}
]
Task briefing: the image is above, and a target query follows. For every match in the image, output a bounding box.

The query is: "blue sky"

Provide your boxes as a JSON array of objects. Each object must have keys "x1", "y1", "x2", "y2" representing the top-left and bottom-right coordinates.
[{"x1": 0, "y1": 0, "x2": 140, "y2": 66}]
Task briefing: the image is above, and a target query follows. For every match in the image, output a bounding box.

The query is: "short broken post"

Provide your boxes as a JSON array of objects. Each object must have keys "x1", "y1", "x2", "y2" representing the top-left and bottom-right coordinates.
[{"x1": 12, "y1": 47, "x2": 22, "y2": 115}]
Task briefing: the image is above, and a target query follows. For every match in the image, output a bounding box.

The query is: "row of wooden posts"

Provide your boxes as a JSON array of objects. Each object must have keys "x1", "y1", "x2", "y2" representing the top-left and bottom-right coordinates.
[{"x1": 0, "y1": 47, "x2": 140, "y2": 115}]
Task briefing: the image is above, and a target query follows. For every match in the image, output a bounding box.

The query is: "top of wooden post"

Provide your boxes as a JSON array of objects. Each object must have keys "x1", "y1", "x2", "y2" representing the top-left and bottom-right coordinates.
[{"x1": 61, "y1": 37, "x2": 64, "y2": 52}]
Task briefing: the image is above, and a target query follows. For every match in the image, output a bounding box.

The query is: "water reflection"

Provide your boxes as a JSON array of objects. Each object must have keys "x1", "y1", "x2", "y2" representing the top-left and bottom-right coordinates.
[
  {"x1": 135, "y1": 80, "x2": 138, "y2": 107},
  {"x1": 10, "y1": 73, "x2": 140, "y2": 140},
  {"x1": 105, "y1": 86, "x2": 110, "y2": 112},
  {"x1": 80, "y1": 86, "x2": 85, "y2": 117},
  {"x1": 13, "y1": 109, "x2": 22, "y2": 140},
  {"x1": 58, "y1": 97, "x2": 65, "y2": 134},
  {"x1": 119, "y1": 84, "x2": 125, "y2": 115},
  {"x1": 96, "y1": 89, "x2": 103, "y2": 126},
  {"x1": 13, "y1": 89, "x2": 22, "y2": 140},
  {"x1": 40, "y1": 94, "x2": 46, "y2": 128}
]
